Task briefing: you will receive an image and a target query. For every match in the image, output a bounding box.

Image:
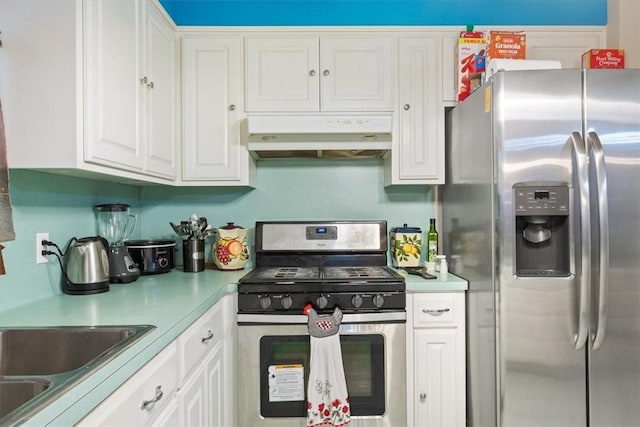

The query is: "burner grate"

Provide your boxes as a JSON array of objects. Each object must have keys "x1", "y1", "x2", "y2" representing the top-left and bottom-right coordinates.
[{"x1": 274, "y1": 267, "x2": 299, "y2": 279}]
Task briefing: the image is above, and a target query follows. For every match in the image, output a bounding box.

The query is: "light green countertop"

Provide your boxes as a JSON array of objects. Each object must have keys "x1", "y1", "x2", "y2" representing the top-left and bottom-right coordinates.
[{"x1": 0, "y1": 267, "x2": 466, "y2": 426}]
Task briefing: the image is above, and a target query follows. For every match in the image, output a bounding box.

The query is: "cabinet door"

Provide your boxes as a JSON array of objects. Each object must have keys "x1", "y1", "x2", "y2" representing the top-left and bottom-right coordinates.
[
  {"x1": 390, "y1": 37, "x2": 444, "y2": 185},
  {"x1": 414, "y1": 329, "x2": 460, "y2": 427},
  {"x1": 150, "y1": 397, "x2": 180, "y2": 427},
  {"x1": 205, "y1": 341, "x2": 225, "y2": 427},
  {"x1": 84, "y1": 0, "x2": 145, "y2": 171},
  {"x1": 320, "y1": 36, "x2": 395, "y2": 111},
  {"x1": 144, "y1": 2, "x2": 178, "y2": 179},
  {"x1": 245, "y1": 37, "x2": 320, "y2": 111},
  {"x1": 182, "y1": 36, "x2": 253, "y2": 184},
  {"x1": 178, "y1": 341, "x2": 224, "y2": 427},
  {"x1": 179, "y1": 361, "x2": 208, "y2": 427},
  {"x1": 526, "y1": 31, "x2": 606, "y2": 68}
]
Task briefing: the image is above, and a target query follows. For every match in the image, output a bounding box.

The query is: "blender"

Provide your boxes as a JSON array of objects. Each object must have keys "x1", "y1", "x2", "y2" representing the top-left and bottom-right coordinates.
[{"x1": 95, "y1": 203, "x2": 141, "y2": 283}]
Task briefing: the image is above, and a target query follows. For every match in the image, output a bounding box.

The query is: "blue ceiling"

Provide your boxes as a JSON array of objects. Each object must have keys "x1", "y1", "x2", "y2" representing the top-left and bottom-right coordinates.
[{"x1": 158, "y1": 0, "x2": 607, "y2": 27}]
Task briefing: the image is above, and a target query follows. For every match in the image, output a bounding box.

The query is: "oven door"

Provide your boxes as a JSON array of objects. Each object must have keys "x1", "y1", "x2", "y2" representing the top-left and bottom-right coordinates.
[{"x1": 237, "y1": 313, "x2": 406, "y2": 427}]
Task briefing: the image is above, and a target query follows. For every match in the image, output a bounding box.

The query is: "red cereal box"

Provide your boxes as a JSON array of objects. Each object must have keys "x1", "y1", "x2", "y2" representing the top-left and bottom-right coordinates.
[
  {"x1": 456, "y1": 31, "x2": 486, "y2": 102},
  {"x1": 582, "y1": 49, "x2": 625, "y2": 69},
  {"x1": 487, "y1": 31, "x2": 526, "y2": 60}
]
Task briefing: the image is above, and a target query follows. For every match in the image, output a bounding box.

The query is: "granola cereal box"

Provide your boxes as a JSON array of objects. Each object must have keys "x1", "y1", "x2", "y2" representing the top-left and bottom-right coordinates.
[
  {"x1": 456, "y1": 30, "x2": 486, "y2": 102},
  {"x1": 582, "y1": 49, "x2": 625, "y2": 69},
  {"x1": 487, "y1": 31, "x2": 526, "y2": 60}
]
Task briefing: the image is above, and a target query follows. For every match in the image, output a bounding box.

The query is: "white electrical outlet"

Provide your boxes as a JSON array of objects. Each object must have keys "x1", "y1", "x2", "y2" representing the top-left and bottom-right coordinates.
[{"x1": 36, "y1": 233, "x2": 50, "y2": 264}]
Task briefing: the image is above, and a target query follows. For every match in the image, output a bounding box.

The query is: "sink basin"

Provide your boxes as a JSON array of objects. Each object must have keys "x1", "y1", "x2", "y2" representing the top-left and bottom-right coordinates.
[
  {"x1": 0, "y1": 325, "x2": 155, "y2": 425},
  {"x1": 0, "y1": 379, "x2": 51, "y2": 421},
  {"x1": 0, "y1": 326, "x2": 152, "y2": 376}
]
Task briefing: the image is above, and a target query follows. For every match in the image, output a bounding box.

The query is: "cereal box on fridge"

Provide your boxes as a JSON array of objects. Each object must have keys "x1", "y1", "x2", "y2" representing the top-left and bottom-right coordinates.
[
  {"x1": 582, "y1": 49, "x2": 625, "y2": 68},
  {"x1": 456, "y1": 30, "x2": 486, "y2": 102},
  {"x1": 487, "y1": 31, "x2": 526, "y2": 60}
]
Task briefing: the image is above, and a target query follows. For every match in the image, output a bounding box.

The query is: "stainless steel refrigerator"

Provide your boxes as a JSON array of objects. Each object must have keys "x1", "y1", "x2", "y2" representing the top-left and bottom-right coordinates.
[{"x1": 443, "y1": 69, "x2": 640, "y2": 427}]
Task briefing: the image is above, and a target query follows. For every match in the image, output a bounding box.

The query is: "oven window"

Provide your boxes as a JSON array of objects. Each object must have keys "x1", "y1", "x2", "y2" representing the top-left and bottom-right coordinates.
[{"x1": 259, "y1": 334, "x2": 385, "y2": 418}]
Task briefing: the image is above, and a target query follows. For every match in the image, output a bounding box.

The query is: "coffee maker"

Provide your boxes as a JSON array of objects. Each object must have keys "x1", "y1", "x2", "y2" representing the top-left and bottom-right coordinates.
[
  {"x1": 95, "y1": 203, "x2": 141, "y2": 283},
  {"x1": 513, "y1": 182, "x2": 571, "y2": 277}
]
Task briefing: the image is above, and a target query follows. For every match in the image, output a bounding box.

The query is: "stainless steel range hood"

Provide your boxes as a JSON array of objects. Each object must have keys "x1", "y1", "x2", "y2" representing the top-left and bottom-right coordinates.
[{"x1": 245, "y1": 113, "x2": 393, "y2": 159}]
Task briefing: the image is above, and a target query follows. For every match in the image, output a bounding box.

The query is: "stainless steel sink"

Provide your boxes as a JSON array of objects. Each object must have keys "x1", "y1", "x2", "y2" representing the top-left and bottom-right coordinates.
[{"x1": 0, "y1": 325, "x2": 155, "y2": 425}]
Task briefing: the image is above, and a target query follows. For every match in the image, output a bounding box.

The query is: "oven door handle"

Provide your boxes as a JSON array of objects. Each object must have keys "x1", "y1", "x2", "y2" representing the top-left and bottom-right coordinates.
[{"x1": 237, "y1": 312, "x2": 406, "y2": 325}]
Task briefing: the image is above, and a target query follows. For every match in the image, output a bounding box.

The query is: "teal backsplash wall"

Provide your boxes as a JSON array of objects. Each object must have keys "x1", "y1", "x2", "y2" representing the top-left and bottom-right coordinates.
[{"x1": 1, "y1": 162, "x2": 433, "y2": 310}]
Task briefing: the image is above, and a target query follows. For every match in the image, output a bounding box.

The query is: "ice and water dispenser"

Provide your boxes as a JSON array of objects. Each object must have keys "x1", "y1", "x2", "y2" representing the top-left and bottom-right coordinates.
[{"x1": 514, "y1": 182, "x2": 571, "y2": 277}]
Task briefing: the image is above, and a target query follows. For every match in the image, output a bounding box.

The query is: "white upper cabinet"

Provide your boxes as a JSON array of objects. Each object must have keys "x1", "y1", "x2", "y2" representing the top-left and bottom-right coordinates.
[
  {"x1": 84, "y1": 0, "x2": 178, "y2": 179},
  {"x1": 181, "y1": 35, "x2": 255, "y2": 186},
  {"x1": 385, "y1": 36, "x2": 444, "y2": 185},
  {"x1": 245, "y1": 34, "x2": 395, "y2": 112},
  {"x1": 2, "y1": 0, "x2": 178, "y2": 184},
  {"x1": 144, "y1": 2, "x2": 180, "y2": 178},
  {"x1": 83, "y1": 0, "x2": 145, "y2": 171}
]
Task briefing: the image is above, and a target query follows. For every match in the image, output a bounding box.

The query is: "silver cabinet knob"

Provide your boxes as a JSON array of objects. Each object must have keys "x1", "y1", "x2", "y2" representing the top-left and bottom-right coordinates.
[
  {"x1": 323, "y1": 69, "x2": 330, "y2": 77},
  {"x1": 309, "y1": 70, "x2": 316, "y2": 77},
  {"x1": 147, "y1": 81, "x2": 154, "y2": 89},
  {"x1": 140, "y1": 76, "x2": 148, "y2": 85},
  {"x1": 404, "y1": 104, "x2": 410, "y2": 111},
  {"x1": 229, "y1": 104, "x2": 236, "y2": 111},
  {"x1": 419, "y1": 392, "x2": 427, "y2": 400}
]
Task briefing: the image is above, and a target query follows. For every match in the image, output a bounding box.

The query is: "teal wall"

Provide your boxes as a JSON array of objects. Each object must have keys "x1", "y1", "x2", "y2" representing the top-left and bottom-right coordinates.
[{"x1": 0, "y1": 163, "x2": 433, "y2": 310}]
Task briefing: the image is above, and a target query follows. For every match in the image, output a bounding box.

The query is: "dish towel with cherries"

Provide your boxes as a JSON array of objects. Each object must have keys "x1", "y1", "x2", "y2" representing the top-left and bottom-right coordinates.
[{"x1": 305, "y1": 307, "x2": 351, "y2": 427}]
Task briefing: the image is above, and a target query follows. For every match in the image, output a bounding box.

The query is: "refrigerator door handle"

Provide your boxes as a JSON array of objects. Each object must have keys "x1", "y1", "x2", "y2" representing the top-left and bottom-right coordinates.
[
  {"x1": 568, "y1": 131, "x2": 591, "y2": 350},
  {"x1": 588, "y1": 131, "x2": 609, "y2": 350}
]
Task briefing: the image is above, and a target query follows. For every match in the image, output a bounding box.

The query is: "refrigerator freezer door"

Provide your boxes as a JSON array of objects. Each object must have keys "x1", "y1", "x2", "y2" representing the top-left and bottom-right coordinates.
[{"x1": 584, "y1": 69, "x2": 640, "y2": 427}]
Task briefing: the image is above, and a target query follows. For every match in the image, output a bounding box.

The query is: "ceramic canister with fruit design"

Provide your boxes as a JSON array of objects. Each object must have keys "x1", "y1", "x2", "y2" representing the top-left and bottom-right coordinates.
[
  {"x1": 212, "y1": 222, "x2": 249, "y2": 270},
  {"x1": 390, "y1": 224, "x2": 422, "y2": 268}
]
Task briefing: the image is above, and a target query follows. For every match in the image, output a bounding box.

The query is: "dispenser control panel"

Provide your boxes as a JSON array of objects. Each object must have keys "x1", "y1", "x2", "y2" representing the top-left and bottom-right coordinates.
[{"x1": 514, "y1": 183, "x2": 569, "y2": 215}]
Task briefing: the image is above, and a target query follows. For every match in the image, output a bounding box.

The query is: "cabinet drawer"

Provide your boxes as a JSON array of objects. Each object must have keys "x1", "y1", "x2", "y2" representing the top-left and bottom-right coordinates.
[
  {"x1": 177, "y1": 301, "x2": 224, "y2": 381},
  {"x1": 413, "y1": 293, "x2": 462, "y2": 328},
  {"x1": 79, "y1": 341, "x2": 179, "y2": 426}
]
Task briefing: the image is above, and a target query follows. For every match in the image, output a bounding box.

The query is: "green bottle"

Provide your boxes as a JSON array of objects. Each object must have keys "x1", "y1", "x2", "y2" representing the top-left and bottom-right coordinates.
[{"x1": 426, "y1": 218, "x2": 438, "y2": 271}]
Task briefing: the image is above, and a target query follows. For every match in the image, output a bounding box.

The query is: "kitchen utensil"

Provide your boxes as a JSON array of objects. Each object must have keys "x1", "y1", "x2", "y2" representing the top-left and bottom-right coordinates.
[
  {"x1": 212, "y1": 222, "x2": 249, "y2": 270},
  {"x1": 94, "y1": 203, "x2": 140, "y2": 283},
  {"x1": 403, "y1": 266, "x2": 437, "y2": 280},
  {"x1": 61, "y1": 236, "x2": 110, "y2": 294},
  {"x1": 170, "y1": 222, "x2": 190, "y2": 240},
  {"x1": 125, "y1": 240, "x2": 176, "y2": 275}
]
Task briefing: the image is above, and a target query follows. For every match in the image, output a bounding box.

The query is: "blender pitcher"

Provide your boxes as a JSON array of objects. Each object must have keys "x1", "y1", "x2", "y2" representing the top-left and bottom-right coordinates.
[{"x1": 94, "y1": 203, "x2": 140, "y2": 283}]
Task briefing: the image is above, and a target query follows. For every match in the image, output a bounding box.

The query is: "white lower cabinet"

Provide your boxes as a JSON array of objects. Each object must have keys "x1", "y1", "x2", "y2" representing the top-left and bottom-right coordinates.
[
  {"x1": 176, "y1": 294, "x2": 234, "y2": 427},
  {"x1": 407, "y1": 292, "x2": 466, "y2": 427},
  {"x1": 78, "y1": 295, "x2": 235, "y2": 426},
  {"x1": 77, "y1": 342, "x2": 179, "y2": 426}
]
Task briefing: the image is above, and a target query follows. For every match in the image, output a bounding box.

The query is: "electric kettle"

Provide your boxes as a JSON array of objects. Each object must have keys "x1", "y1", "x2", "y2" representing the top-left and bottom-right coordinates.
[{"x1": 62, "y1": 236, "x2": 110, "y2": 295}]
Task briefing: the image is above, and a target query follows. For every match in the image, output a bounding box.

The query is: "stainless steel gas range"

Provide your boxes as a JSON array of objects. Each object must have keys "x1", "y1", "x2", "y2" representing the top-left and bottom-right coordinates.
[{"x1": 237, "y1": 220, "x2": 407, "y2": 427}]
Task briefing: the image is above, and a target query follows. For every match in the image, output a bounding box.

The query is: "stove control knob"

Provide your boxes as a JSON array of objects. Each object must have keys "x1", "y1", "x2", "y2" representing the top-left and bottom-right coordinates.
[
  {"x1": 281, "y1": 295, "x2": 293, "y2": 310},
  {"x1": 316, "y1": 295, "x2": 329, "y2": 309},
  {"x1": 372, "y1": 294, "x2": 385, "y2": 308},
  {"x1": 351, "y1": 294, "x2": 363, "y2": 308},
  {"x1": 259, "y1": 296, "x2": 272, "y2": 309}
]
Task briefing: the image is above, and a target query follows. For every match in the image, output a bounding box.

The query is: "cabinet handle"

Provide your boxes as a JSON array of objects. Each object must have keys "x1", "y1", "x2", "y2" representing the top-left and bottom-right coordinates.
[
  {"x1": 419, "y1": 392, "x2": 427, "y2": 400},
  {"x1": 309, "y1": 70, "x2": 316, "y2": 77},
  {"x1": 323, "y1": 69, "x2": 330, "y2": 77},
  {"x1": 147, "y1": 81, "x2": 154, "y2": 89},
  {"x1": 404, "y1": 104, "x2": 410, "y2": 111},
  {"x1": 229, "y1": 104, "x2": 236, "y2": 111},
  {"x1": 201, "y1": 330, "x2": 214, "y2": 343},
  {"x1": 140, "y1": 385, "x2": 163, "y2": 410},
  {"x1": 140, "y1": 76, "x2": 148, "y2": 85},
  {"x1": 423, "y1": 308, "x2": 450, "y2": 314}
]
